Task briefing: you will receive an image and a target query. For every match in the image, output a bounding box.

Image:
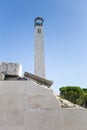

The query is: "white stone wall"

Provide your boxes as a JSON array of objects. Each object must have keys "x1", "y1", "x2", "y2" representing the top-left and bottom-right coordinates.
[{"x1": 0, "y1": 81, "x2": 87, "y2": 130}]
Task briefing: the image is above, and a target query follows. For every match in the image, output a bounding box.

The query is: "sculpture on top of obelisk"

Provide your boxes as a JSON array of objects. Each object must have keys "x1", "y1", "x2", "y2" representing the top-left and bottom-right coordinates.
[{"x1": 34, "y1": 17, "x2": 45, "y2": 78}]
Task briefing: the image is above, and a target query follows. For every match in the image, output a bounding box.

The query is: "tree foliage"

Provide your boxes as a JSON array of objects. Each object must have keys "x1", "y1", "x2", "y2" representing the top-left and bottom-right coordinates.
[
  {"x1": 59, "y1": 86, "x2": 84, "y2": 105},
  {"x1": 82, "y1": 88, "x2": 87, "y2": 107}
]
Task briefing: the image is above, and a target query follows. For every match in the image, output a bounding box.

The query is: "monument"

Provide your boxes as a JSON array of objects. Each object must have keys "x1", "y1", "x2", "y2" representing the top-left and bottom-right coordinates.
[
  {"x1": 0, "y1": 17, "x2": 87, "y2": 130},
  {"x1": 34, "y1": 17, "x2": 45, "y2": 78}
]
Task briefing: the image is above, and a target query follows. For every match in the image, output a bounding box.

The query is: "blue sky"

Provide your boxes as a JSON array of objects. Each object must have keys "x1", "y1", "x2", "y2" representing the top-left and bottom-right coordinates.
[{"x1": 0, "y1": 0, "x2": 87, "y2": 93}]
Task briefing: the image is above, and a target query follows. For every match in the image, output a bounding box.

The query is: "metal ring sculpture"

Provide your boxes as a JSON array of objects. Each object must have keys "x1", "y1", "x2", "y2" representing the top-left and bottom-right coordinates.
[{"x1": 35, "y1": 17, "x2": 44, "y2": 26}]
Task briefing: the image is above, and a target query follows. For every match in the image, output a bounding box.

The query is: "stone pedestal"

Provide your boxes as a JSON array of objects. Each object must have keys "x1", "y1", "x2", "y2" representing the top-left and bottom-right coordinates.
[{"x1": 0, "y1": 81, "x2": 87, "y2": 130}]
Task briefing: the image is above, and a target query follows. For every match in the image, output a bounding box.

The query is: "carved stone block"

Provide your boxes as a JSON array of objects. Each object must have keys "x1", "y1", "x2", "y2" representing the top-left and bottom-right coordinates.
[{"x1": 0, "y1": 62, "x2": 22, "y2": 77}]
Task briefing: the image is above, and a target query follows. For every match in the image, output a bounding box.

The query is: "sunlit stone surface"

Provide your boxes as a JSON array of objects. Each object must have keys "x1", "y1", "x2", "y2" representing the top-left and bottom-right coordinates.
[{"x1": 0, "y1": 81, "x2": 87, "y2": 130}]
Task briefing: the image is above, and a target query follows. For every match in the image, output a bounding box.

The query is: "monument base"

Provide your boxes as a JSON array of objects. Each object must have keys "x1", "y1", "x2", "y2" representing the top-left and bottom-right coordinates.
[{"x1": 0, "y1": 81, "x2": 86, "y2": 130}]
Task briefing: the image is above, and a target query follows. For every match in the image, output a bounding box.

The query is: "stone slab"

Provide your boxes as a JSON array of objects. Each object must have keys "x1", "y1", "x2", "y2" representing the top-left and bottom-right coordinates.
[
  {"x1": 26, "y1": 81, "x2": 53, "y2": 95},
  {"x1": 0, "y1": 81, "x2": 25, "y2": 95},
  {"x1": 0, "y1": 110, "x2": 24, "y2": 126},
  {"x1": 0, "y1": 95, "x2": 25, "y2": 110},
  {"x1": 25, "y1": 109, "x2": 62, "y2": 130},
  {"x1": 0, "y1": 126, "x2": 25, "y2": 130},
  {"x1": 26, "y1": 95, "x2": 59, "y2": 109}
]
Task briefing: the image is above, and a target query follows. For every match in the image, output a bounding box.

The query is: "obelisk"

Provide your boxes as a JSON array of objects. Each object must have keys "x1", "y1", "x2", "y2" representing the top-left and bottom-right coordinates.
[{"x1": 34, "y1": 17, "x2": 45, "y2": 78}]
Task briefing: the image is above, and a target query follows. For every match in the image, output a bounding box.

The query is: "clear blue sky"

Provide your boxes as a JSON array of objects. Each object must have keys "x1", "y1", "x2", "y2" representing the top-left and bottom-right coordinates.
[{"x1": 0, "y1": 0, "x2": 87, "y2": 94}]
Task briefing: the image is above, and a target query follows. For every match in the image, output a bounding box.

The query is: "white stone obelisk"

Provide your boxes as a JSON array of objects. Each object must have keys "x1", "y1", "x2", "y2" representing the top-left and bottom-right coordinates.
[{"x1": 34, "y1": 17, "x2": 45, "y2": 78}]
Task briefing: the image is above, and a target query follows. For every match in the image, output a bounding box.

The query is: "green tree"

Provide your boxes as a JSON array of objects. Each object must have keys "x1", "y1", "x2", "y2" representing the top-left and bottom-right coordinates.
[
  {"x1": 59, "y1": 86, "x2": 84, "y2": 105},
  {"x1": 82, "y1": 88, "x2": 87, "y2": 107}
]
